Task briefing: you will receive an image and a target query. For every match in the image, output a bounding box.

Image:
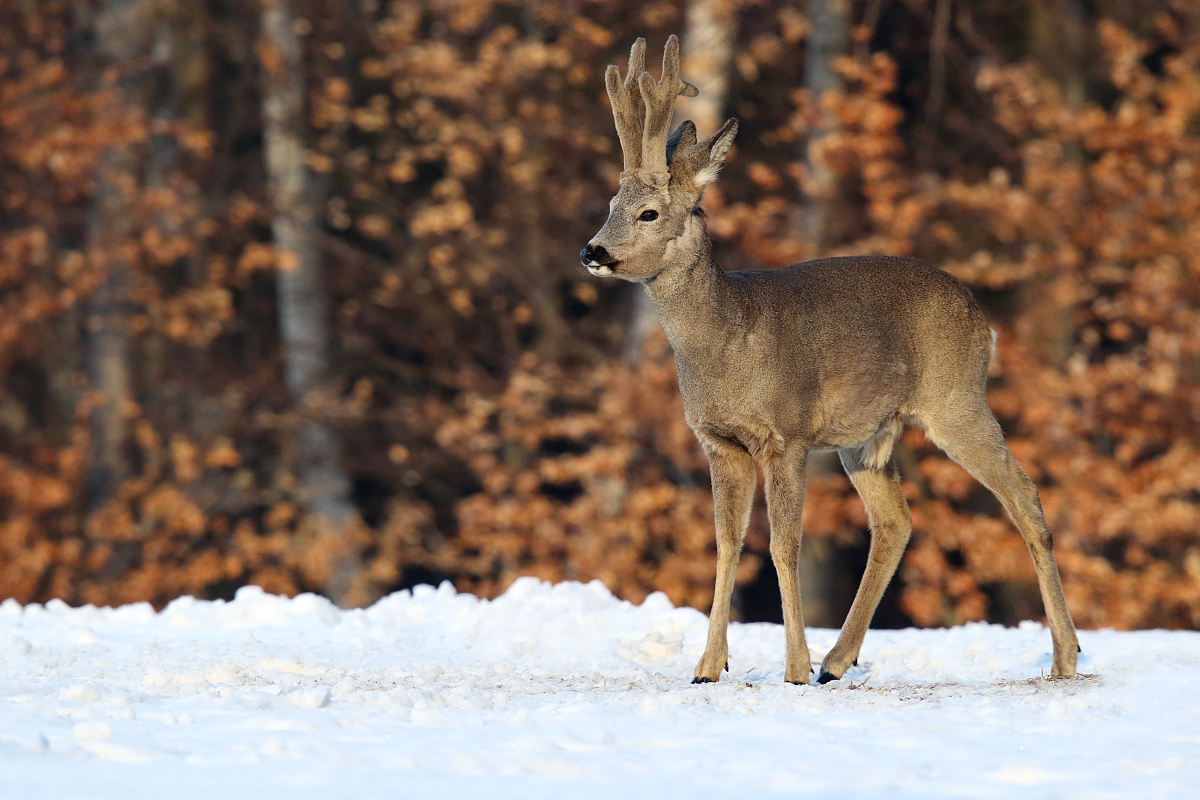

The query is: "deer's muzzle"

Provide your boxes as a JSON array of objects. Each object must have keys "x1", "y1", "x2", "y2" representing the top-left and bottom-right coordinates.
[{"x1": 580, "y1": 243, "x2": 618, "y2": 276}]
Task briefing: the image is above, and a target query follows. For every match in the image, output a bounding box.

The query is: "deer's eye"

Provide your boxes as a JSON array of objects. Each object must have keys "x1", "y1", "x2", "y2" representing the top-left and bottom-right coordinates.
[{"x1": 638, "y1": 209, "x2": 659, "y2": 222}]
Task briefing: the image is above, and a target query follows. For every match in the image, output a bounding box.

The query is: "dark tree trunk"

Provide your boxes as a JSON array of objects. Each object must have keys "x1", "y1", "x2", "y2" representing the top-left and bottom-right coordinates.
[{"x1": 82, "y1": 0, "x2": 151, "y2": 511}]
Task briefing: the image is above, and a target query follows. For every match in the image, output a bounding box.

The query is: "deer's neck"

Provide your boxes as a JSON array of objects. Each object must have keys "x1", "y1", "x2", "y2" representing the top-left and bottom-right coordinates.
[{"x1": 644, "y1": 216, "x2": 742, "y2": 360}]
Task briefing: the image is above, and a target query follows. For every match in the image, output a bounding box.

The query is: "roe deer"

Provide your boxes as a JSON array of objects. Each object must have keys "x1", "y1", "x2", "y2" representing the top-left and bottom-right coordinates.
[{"x1": 580, "y1": 36, "x2": 1079, "y2": 684}]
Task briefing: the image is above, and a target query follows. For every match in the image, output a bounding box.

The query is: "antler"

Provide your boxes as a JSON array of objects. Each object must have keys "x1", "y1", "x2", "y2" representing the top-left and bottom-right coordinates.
[
  {"x1": 638, "y1": 34, "x2": 698, "y2": 185},
  {"x1": 605, "y1": 36, "x2": 698, "y2": 186},
  {"x1": 605, "y1": 38, "x2": 648, "y2": 175}
]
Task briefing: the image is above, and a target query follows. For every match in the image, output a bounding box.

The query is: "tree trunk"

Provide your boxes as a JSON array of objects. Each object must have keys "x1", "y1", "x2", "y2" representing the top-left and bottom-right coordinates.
[
  {"x1": 1021, "y1": 0, "x2": 1087, "y2": 368},
  {"x1": 797, "y1": 0, "x2": 854, "y2": 628},
  {"x1": 143, "y1": 1, "x2": 210, "y2": 437},
  {"x1": 1029, "y1": 0, "x2": 1087, "y2": 112},
  {"x1": 514, "y1": 181, "x2": 572, "y2": 361},
  {"x1": 916, "y1": 0, "x2": 952, "y2": 166},
  {"x1": 624, "y1": 3, "x2": 737, "y2": 364},
  {"x1": 84, "y1": 184, "x2": 133, "y2": 510},
  {"x1": 801, "y1": 0, "x2": 852, "y2": 254},
  {"x1": 82, "y1": 0, "x2": 151, "y2": 511},
  {"x1": 260, "y1": 0, "x2": 361, "y2": 606}
]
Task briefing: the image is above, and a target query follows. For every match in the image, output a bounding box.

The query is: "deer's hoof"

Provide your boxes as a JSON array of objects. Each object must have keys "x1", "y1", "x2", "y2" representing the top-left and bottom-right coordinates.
[
  {"x1": 816, "y1": 671, "x2": 839, "y2": 684},
  {"x1": 691, "y1": 676, "x2": 716, "y2": 684}
]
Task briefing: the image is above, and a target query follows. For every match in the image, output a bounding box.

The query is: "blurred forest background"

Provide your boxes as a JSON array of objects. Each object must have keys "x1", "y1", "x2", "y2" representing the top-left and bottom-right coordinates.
[{"x1": 3, "y1": 0, "x2": 1200, "y2": 632}]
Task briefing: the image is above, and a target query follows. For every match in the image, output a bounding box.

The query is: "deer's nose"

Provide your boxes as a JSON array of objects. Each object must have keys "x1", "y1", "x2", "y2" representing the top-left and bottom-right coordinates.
[{"x1": 580, "y1": 243, "x2": 613, "y2": 266}]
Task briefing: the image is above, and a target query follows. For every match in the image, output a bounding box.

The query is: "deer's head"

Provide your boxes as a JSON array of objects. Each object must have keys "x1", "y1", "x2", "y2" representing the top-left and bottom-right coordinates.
[{"x1": 581, "y1": 36, "x2": 738, "y2": 283}]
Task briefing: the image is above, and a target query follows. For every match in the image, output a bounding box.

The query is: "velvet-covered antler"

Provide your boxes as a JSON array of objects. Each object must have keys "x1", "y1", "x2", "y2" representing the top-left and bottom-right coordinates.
[
  {"x1": 637, "y1": 34, "x2": 697, "y2": 184},
  {"x1": 605, "y1": 36, "x2": 697, "y2": 186},
  {"x1": 605, "y1": 38, "x2": 648, "y2": 175}
]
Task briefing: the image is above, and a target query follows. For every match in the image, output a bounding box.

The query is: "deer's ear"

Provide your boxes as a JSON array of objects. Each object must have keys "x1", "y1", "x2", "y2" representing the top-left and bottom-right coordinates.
[
  {"x1": 693, "y1": 118, "x2": 738, "y2": 188},
  {"x1": 669, "y1": 118, "x2": 739, "y2": 192},
  {"x1": 666, "y1": 120, "x2": 697, "y2": 165}
]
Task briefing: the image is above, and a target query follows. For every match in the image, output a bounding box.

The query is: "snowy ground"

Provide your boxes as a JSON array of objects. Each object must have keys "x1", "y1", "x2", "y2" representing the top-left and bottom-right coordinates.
[{"x1": 1, "y1": 579, "x2": 1198, "y2": 799}]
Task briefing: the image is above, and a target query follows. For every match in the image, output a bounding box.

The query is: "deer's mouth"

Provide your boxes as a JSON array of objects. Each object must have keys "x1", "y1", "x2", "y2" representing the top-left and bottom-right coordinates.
[{"x1": 586, "y1": 263, "x2": 618, "y2": 277}]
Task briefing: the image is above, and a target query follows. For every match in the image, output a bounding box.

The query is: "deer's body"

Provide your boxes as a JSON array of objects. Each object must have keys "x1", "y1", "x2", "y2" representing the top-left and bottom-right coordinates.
[
  {"x1": 583, "y1": 37, "x2": 1079, "y2": 685},
  {"x1": 657, "y1": 253, "x2": 987, "y2": 453}
]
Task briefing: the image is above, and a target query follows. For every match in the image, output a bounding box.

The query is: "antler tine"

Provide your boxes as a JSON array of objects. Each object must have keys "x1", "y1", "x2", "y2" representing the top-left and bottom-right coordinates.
[
  {"x1": 638, "y1": 34, "x2": 699, "y2": 183},
  {"x1": 605, "y1": 38, "x2": 648, "y2": 173}
]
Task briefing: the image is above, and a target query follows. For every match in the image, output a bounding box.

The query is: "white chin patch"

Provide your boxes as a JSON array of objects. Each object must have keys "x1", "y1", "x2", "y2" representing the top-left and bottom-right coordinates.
[{"x1": 587, "y1": 264, "x2": 615, "y2": 277}]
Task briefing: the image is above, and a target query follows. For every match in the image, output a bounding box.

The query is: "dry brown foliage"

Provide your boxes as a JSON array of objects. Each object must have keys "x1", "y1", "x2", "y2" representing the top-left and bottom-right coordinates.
[{"x1": 0, "y1": 3, "x2": 1197, "y2": 631}]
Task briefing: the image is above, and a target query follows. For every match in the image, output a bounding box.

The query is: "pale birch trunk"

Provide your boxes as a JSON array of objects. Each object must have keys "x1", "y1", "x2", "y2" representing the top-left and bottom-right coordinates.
[
  {"x1": 260, "y1": 0, "x2": 361, "y2": 606},
  {"x1": 801, "y1": 0, "x2": 851, "y2": 252},
  {"x1": 797, "y1": 0, "x2": 854, "y2": 628}
]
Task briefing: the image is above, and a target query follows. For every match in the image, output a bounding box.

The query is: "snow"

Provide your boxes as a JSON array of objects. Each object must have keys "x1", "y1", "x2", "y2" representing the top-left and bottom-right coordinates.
[{"x1": 1, "y1": 578, "x2": 1197, "y2": 799}]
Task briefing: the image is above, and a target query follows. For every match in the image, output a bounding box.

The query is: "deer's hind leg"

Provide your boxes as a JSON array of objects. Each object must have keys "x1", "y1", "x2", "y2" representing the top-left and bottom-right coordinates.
[
  {"x1": 818, "y1": 428, "x2": 912, "y2": 683},
  {"x1": 920, "y1": 402, "x2": 1079, "y2": 677},
  {"x1": 693, "y1": 442, "x2": 756, "y2": 684}
]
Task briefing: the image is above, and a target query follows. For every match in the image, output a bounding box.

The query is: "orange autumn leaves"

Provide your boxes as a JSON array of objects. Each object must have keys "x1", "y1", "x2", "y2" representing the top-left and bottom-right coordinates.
[{"x1": 0, "y1": 3, "x2": 1198, "y2": 632}]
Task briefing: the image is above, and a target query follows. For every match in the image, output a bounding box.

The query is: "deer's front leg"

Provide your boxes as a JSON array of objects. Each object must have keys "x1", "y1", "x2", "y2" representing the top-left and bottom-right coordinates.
[
  {"x1": 693, "y1": 443, "x2": 756, "y2": 684},
  {"x1": 764, "y1": 445, "x2": 812, "y2": 684}
]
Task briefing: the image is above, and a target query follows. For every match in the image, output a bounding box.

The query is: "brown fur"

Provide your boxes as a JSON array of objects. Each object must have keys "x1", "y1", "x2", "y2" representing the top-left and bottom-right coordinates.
[{"x1": 582, "y1": 37, "x2": 1079, "y2": 684}]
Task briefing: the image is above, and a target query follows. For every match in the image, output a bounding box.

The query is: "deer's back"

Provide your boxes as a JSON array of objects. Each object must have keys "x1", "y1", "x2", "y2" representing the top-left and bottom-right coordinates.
[{"x1": 731, "y1": 255, "x2": 988, "y2": 359}]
